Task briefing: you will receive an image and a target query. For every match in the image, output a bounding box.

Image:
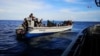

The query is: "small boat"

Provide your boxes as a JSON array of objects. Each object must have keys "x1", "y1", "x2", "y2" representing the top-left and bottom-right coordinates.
[
  {"x1": 16, "y1": 23, "x2": 73, "y2": 38},
  {"x1": 16, "y1": 13, "x2": 73, "y2": 39},
  {"x1": 26, "y1": 25, "x2": 73, "y2": 38}
]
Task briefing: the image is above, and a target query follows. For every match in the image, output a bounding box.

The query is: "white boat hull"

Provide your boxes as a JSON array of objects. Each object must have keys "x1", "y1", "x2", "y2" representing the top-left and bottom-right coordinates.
[{"x1": 26, "y1": 25, "x2": 73, "y2": 38}]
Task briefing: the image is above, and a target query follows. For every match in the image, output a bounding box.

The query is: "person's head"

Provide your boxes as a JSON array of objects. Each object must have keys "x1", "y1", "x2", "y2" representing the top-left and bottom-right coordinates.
[
  {"x1": 29, "y1": 13, "x2": 33, "y2": 17},
  {"x1": 35, "y1": 18, "x2": 38, "y2": 20},
  {"x1": 24, "y1": 18, "x2": 27, "y2": 21}
]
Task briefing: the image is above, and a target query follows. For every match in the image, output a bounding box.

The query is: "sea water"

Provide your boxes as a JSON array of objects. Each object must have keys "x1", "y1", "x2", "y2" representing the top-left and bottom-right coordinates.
[{"x1": 0, "y1": 20, "x2": 100, "y2": 56}]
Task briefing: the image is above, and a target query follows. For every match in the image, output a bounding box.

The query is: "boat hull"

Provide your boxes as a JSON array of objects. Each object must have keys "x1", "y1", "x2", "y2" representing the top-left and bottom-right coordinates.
[
  {"x1": 26, "y1": 32, "x2": 54, "y2": 38},
  {"x1": 25, "y1": 25, "x2": 72, "y2": 38}
]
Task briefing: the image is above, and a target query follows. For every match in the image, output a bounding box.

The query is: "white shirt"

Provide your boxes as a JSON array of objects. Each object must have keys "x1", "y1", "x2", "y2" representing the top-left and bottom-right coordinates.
[
  {"x1": 26, "y1": 17, "x2": 34, "y2": 27},
  {"x1": 31, "y1": 20, "x2": 34, "y2": 28}
]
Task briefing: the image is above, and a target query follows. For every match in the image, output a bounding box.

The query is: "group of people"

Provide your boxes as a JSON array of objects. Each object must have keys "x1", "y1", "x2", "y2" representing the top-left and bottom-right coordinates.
[
  {"x1": 47, "y1": 20, "x2": 72, "y2": 27},
  {"x1": 22, "y1": 13, "x2": 43, "y2": 31},
  {"x1": 21, "y1": 13, "x2": 73, "y2": 31}
]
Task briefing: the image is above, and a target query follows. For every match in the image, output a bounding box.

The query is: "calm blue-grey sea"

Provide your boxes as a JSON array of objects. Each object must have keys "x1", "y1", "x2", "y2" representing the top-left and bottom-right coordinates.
[{"x1": 0, "y1": 20, "x2": 100, "y2": 56}]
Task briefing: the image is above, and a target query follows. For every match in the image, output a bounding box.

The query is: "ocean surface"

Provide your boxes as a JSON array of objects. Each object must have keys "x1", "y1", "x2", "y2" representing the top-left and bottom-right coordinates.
[{"x1": 0, "y1": 20, "x2": 100, "y2": 56}]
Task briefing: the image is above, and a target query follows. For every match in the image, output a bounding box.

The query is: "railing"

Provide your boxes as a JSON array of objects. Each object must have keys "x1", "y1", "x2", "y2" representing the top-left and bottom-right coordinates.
[
  {"x1": 61, "y1": 27, "x2": 89, "y2": 56},
  {"x1": 61, "y1": 24, "x2": 100, "y2": 56}
]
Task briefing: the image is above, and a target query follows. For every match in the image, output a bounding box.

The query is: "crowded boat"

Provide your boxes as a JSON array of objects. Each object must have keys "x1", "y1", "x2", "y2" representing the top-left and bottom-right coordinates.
[{"x1": 16, "y1": 13, "x2": 73, "y2": 39}]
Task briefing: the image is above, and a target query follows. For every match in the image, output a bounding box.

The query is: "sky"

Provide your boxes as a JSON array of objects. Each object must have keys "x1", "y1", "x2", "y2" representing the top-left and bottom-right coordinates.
[{"x1": 0, "y1": 0, "x2": 100, "y2": 21}]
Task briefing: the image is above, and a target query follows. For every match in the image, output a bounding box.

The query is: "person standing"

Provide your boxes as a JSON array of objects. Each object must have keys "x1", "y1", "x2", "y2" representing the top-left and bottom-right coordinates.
[{"x1": 26, "y1": 13, "x2": 35, "y2": 28}]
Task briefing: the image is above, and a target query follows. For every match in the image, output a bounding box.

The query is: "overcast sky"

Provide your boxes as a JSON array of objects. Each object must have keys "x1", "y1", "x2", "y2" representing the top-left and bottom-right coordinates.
[{"x1": 0, "y1": 0, "x2": 100, "y2": 21}]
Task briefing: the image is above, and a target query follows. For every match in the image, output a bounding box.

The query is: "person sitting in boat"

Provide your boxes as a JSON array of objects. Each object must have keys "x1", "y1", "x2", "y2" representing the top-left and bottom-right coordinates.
[
  {"x1": 34, "y1": 18, "x2": 39, "y2": 27},
  {"x1": 47, "y1": 20, "x2": 52, "y2": 27},
  {"x1": 38, "y1": 18, "x2": 43, "y2": 27},
  {"x1": 62, "y1": 21, "x2": 66, "y2": 26},
  {"x1": 62, "y1": 20, "x2": 73, "y2": 26},
  {"x1": 22, "y1": 18, "x2": 28, "y2": 31},
  {"x1": 34, "y1": 18, "x2": 43, "y2": 27},
  {"x1": 47, "y1": 20, "x2": 55, "y2": 27},
  {"x1": 66, "y1": 20, "x2": 73, "y2": 25},
  {"x1": 17, "y1": 18, "x2": 28, "y2": 35}
]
